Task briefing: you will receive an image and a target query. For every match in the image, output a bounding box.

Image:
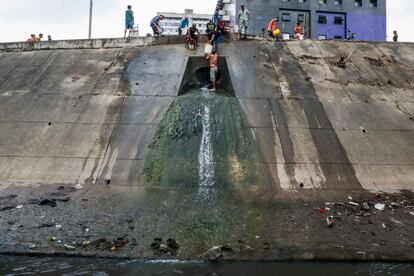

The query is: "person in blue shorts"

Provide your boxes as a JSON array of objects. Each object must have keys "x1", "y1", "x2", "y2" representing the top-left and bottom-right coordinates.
[
  {"x1": 178, "y1": 16, "x2": 189, "y2": 35},
  {"x1": 124, "y1": 5, "x2": 134, "y2": 38}
]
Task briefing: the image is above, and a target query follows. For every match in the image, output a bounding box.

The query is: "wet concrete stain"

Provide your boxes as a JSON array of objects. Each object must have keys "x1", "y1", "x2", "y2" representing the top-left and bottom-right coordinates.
[{"x1": 268, "y1": 43, "x2": 362, "y2": 189}]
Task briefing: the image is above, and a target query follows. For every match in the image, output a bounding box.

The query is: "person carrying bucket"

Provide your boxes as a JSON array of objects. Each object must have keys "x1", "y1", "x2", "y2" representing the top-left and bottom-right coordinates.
[
  {"x1": 267, "y1": 18, "x2": 280, "y2": 39},
  {"x1": 150, "y1": 15, "x2": 165, "y2": 36}
]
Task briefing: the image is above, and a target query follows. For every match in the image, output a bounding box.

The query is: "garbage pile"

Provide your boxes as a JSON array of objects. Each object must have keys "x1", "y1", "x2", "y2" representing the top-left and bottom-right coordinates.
[{"x1": 315, "y1": 194, "x2": 414, "y2": 228}]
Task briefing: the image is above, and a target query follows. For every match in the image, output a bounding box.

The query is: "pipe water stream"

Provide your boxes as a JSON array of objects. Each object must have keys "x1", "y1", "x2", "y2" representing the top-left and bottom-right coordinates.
[{"x1": 198, "y1": 88, "x2": 215, "y2": 200}]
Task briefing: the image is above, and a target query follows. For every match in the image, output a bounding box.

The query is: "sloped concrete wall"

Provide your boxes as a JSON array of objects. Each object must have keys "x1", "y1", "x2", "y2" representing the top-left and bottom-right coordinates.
[
  {"x1": 0, "y1": 39, "x2": 413, "y2": 193},
  {"x1": 223, "y1": 40, "x2": 413, "y2": 192}
]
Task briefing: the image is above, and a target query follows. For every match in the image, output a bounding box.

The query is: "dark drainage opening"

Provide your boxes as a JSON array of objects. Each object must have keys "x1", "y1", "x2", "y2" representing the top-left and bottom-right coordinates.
[
  {"x1": 194, "y1": 67, "x2": 223, "y2": 87},
  {"x1": 178, "y1": 56, "x2": 235, "y2": 97}
]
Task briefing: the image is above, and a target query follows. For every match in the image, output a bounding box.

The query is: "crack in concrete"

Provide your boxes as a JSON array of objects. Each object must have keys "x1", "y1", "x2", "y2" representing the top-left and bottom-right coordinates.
[{"x1": 395, "y1": 101, "x2": 414, "y2": 121}]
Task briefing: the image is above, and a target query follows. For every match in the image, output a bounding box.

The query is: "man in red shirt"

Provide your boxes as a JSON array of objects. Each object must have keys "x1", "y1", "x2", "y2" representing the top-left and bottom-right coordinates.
[
  {"x1": 294, "y1": 23, "x2": 303, "y2": 40},
  {"x1": 267, "y1": 18, "x2": 279, "y2": 38}
]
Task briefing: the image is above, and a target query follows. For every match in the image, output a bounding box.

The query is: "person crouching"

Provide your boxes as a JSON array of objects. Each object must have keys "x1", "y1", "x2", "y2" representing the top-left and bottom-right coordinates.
[{"x1": 186, "y1": 23, "x2": 200, "y2": 49}]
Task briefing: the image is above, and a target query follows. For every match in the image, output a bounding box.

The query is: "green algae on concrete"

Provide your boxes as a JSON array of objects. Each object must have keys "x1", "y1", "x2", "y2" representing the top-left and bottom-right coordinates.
[{"x1": 144, "y1": 90, "x2": 270, "y2": 188}]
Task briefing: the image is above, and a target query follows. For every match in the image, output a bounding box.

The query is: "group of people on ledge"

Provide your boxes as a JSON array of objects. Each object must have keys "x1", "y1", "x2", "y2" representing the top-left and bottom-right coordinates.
[
  {"x1": 26, "y1": 33, "x2": 52, "y2": 45},
  {"x1": 24, "y1": 4, "x2": 400, "y2": 45}
]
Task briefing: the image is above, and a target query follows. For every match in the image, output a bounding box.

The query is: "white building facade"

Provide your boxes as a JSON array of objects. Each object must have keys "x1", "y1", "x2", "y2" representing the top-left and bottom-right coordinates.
[{"x1": 157, "y1": 9, "x2": 213, "y2": 35}]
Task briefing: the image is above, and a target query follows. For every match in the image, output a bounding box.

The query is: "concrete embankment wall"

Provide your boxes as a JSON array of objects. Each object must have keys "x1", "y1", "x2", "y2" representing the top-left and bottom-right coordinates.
[
  {"x1": 0, "y1": 37, "x2": 413, "y2": 193},
  {"x1": 0, "y1": 36, "x2": 207, "y2": 52},
  {"x1": 223, "y1": 40, "x2": 414, "y2": 192}
]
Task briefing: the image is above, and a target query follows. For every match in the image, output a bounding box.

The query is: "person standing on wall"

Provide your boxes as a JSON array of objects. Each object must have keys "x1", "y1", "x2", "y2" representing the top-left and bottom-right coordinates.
[
  {"x1": 178, "y1": 16, "x2": 189, "y2": 35},
  {"x1": 393, "y1": 31, "x2": 398, "y2": 42},
  {"x1": 237, "y1": 5, "x2": 250, "y2": 39},
  {"x1": 294, "y1": 23, "x2": 303, "y2": 40},
  {"x1": 124, "y1": 5, "x2": 134, "y2": 38}
]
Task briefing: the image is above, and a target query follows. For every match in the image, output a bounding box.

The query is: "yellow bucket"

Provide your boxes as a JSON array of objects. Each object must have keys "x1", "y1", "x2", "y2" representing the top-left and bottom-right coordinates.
[{"x1": 273, "y1": 29, "x2": 281, "y2": 37}]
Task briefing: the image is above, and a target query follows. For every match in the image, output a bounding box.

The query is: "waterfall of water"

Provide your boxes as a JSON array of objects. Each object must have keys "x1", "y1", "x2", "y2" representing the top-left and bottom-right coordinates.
[{"x1": 198, "y1": 91, "x2": 215, "y2": 198}]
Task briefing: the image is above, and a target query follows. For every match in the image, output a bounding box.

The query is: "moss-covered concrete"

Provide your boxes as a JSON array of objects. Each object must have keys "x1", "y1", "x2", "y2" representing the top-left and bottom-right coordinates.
[{"x1": 144, "y1": 90, "x2": 269, "y2": 188}]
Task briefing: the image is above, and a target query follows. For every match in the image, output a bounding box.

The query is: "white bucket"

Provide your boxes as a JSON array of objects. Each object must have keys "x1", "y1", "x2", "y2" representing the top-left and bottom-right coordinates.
[
  {"x1": 204, "y1": 44, "x2": 213, "y2": 55},
  {"x1": 282, "y1": 33, "x2": 290, "y2": 40}
]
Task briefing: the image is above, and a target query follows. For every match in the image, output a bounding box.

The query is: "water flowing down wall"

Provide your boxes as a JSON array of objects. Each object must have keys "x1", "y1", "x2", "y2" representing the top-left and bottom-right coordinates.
[{"x1": 144, "y1": 57, "x2": 269, "y2": 191}]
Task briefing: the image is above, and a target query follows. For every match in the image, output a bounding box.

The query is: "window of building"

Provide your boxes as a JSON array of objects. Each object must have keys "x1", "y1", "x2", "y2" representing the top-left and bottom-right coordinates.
[
  {"x1": 334, "y1": 16, "x2": 343, "y2": 25},
  {"x1": 298, "y1": 0, "x2": 307, "y2": 2},
  {"x1": 318, "y1": 15, "x2": 327, "y2": 24},
  {"x1": 298, "y1": 14, "x2": 304, "y2": 23},
  {"x1": 370, "y1": 0, "x2": 378, "y2": 7},
  {"x1": 319, "y1": 0, "x2": 327, "y2": 4},
  {"x1": 318, "y1": 35, "x2": 327, "y2": 40},
  {"x1": 334, "y1": 35, "x2": 343, "y2": 39},
  {"x1": 335, "y1": 0, "x2": 343, "y2": 5},
  {"x1": 282, "y1": 0, "x2": 290, "y2": 2},
  {"x1": 355, "y1": 0, "x2": 362, "y2": 7},
  {"x1": 282, "y1": 13, "x2": 291, "y2": 22}
]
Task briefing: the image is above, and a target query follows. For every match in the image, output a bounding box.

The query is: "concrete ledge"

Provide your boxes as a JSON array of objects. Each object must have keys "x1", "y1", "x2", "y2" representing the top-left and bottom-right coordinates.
[
  {"x1": 0, "y1": 35, "x2": 202, "y2": 52},
  {"x1": 2, "y1": 35, "x2": 413, "y2": 53}
]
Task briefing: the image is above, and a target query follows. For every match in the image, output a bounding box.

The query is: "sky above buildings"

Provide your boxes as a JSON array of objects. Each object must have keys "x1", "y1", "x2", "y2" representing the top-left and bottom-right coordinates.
[{"x1": 0, "y1": 0, "x2": 412, "y2": 42}]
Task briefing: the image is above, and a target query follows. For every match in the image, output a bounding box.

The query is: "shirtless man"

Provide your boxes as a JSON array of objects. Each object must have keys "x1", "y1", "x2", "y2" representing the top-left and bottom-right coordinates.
[{"x1": 207, "y1": 50, "x2": 218, "y2": 92}]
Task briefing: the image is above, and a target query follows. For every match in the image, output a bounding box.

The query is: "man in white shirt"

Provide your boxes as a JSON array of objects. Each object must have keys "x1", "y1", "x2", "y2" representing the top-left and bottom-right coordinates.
[{"x1": 238, "y1": 5, "x2": 250, "y2": 39}]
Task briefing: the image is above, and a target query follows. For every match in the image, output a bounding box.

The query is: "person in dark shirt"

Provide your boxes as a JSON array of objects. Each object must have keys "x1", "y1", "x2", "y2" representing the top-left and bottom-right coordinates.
[
  {"x1": 206, "y1": 20, "x2": 216, "y2": 36},
  {"x1": 209, "y1": 30, "x2": 224, "y2": 52},
  {"x1": 393, "y1": 31, "x2": 398, "y2": 42},
  {"x1": 150, "y1": 15, "x2": 165, "y2": 36},
  {"x1": 217, "y1": 19, "x2": 227, "y2": 35},
  {"x1": 186, "y1": 23, "x2": 200, "y2": 48}
]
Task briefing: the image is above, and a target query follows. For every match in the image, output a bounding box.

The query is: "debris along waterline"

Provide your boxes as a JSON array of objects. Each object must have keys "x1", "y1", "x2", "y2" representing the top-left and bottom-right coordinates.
[{"x1": 198, "y1": 88, "x2": 215, "y2": 200}]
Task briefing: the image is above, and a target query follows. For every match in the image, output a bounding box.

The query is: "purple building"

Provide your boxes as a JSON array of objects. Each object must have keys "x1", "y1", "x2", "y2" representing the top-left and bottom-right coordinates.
[{"x1": 215, "y1": 0, "x2": 387, "y2": 41}]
